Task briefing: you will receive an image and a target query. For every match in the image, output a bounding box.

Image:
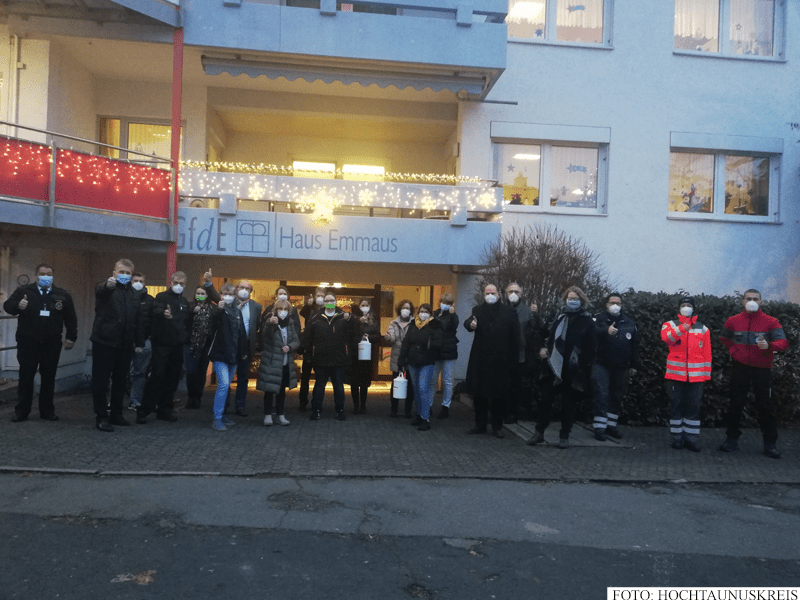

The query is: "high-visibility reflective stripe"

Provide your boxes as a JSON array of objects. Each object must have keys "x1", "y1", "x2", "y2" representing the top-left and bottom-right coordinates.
[
  {"x1": 667, "y1": 332, "x2": 676, "y2": 342},
  {"x1": 683, "y1": 426, "x2": 700, "y2": 435},
  {"x1": 687, "y1": 362, "x2": 712, "y2": 368},
  {"x1": 666, "y1": 360, "x2": 685, "y2": 367},
  {"x1": 669, "y1": 420, "x2": 682, "y2": 426},
  {"x1": 684, "y1": 419, "x2": 701, "y2": 427},
  {"x1": 670, "y1": 427, "x2": 683, "y2": 433},
  {"x1": 607, "y1": 413, "x2": 619, "y2": 420},
  {"x1": 666, "y1": 368, "x2": 687, "y2": 376}
]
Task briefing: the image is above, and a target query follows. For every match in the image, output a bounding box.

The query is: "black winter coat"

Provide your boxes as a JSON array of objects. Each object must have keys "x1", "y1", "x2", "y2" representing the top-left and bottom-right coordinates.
[
  {"x1": 135, "y1": 288, "x2": 154, "y2": 342},
  {"x1": 208, "y1": 304, "x2": 247, "y2": 364},
  {"x1": 398, "y1": 319, "x2": 442, "y2": 369},
  {"x1": 346, "y1": 315, "x2": 381, "y2": 386},
  {"x1": 150, "y1": 289, "x2": 192, "y2": 347},
  {"x1": 543, "y1": 310, "x2": 597, "y2": 393},
  {"x1": 432, "y1": 309, "x2": 459, "y2": 360},
  {"x1": 593, "y1": 311, "x2": 641, "y2": 369},
  {"x1": 90, "y1": 281, "x2": 144, "y2": 349},
  {"x1": 302, "y1": 309, "x2": 351, "y2": 368},
  {"x1": 464, "y1": 302, "x2": 520, "y2": 398},
  {"x1": 3, "y1": 283, "x2": 78, "y2": 343}
]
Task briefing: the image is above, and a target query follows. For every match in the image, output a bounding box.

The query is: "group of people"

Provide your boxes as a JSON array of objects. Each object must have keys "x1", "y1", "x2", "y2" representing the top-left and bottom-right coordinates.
[
  {"x1": 460, "y1": 282, "x2": 787, "y2": 458},
  {"x1": 3, "y1": 263, "x2": 790, "y2": 458}
]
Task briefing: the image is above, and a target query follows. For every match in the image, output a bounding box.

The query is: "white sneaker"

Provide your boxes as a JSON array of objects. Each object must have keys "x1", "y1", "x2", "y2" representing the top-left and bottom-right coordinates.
[
  {"x1": 263, "y1": 415, "x2": 273, "y2": 426},
  {"x1": 277, "y1": 415, "x2": 290, "y2": 426}
]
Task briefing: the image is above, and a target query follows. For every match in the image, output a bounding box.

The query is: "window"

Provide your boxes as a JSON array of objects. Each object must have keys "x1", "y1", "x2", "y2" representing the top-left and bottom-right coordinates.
[
  {"x1": 674, "y1": 0, "x2": 783, "y2": 59},
  {"x1": 492, "y1": 122, "x2": 609, "y2": 215},
  {"x1": 508, "y1": 0, "x2": 609, "y2": 45},
  {"x1": 668, "y1": 133, "x2": 781, "y2": 222},
  {"x1": 99, "y1": 117, "x2": 183, "y2": 162}
]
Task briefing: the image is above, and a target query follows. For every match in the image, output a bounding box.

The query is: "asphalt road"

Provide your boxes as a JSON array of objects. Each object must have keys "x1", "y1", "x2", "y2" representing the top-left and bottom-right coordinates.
[{"x1": 2, "y1": 475, "x2": 799, "y2": 599}]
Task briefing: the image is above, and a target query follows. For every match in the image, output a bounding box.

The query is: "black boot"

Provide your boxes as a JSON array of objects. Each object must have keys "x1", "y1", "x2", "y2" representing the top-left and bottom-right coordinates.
[{"x1": 390, "y1": 397, "x2": 399, "y2": 417}]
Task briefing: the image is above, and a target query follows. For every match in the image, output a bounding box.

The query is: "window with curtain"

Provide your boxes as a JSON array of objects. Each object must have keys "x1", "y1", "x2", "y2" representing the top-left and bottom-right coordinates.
[
  {"x1": 674, "y1": 0, "x2": 776, "y2": 57},
  {"x1": 496, "y1": 142, "x2": 602, "y2": 212},
  {"x1": 508, "y1": 0, "x2": 606, "y2": 45},
  {"x1": 669, "y1": 151, "x2": 773, "y2": 219},
  {"x1": 99, "y1": 118, "x2": 182, "y2": 163}
]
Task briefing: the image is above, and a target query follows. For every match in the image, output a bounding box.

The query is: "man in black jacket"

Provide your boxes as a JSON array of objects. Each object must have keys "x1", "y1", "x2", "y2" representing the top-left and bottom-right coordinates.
[
  {"x1": 302, "y1": 292, "x2": 351, "y2": 421},
  {"x1": 590, "y1": 293, "x2": 640, "y2": 441},
  {"x1": 90, "y1": 259, "x2": 145, "y2": 432},
  {"x1": 464, "y1": 284, "x2": 520, "y2": 438},
  {"x1": 137, "y1": 271, "x2": 191, "y2": 424},
  {"x1": 297, "y1": 286, "x2": 327, "y2": 411},
  {"x1": 3, "y1": 263, "x2": 77, "y2": 422}
]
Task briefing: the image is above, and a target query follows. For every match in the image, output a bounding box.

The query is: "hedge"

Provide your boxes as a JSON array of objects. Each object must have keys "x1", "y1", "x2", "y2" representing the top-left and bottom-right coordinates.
[{"x1": 530, "y1": 290, "x2": 800, "y2": 427}]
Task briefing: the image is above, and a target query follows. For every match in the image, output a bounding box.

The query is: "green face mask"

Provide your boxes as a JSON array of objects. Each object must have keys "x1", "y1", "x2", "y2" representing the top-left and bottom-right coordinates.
[
  {"x1": 196, "y1": 295, "x2": 207, "y2": 302},
  {"x1": 324, "y1": 302, "x2": 336, "y2": 310}
]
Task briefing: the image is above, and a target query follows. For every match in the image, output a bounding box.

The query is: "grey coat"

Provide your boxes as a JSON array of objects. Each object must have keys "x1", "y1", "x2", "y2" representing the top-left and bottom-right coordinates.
[
  {"x1": 256, "y1": 320, "x2": 300, "y2": 394},
  {"x1": 384, "y1": 317, "x2": 412, "y2": 373}
]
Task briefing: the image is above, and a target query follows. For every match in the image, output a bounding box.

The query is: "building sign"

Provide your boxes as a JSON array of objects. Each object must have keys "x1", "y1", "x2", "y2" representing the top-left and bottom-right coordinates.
[{"x1": 177, "y1": 208, "x2": 498, "y2": 265}]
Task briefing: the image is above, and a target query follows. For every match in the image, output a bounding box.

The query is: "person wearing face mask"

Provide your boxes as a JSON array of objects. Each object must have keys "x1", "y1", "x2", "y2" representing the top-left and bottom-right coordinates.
[
  {"x1": 385, "y1": 299, "x2": 416, "y2": 418},
  {"x1": 464, "y1": 284, "x2": 521, "y2": 439},
  {"x1": 503, "y1": 283, "x2": 541, "y2": 424},
  {"x1": 718, "y1": 289, "x2": 788, "y2": 458},
  {"x1": 4, "y1": 263, "x2": 78, "y2": 423},
  {"x1": 590, "y1": 293, "x2": 641, "y2": 441},
  {"x1": 90, "y1": 259, "x2": 146, "y2": 432},
  {"x1": 397, "y1": 304, "x2": 442, "y2": 431},
  {"x1": 184, "y1": 285, "x2": 215, "y2": 409},
  {"x1": 137, "y1": 271, "x2": 191, "y2": 425},
  {"x1": 297, "y1": 286, "x2": 327, "y2": 412},
  {"x1": 128, "y1": 272, "x2": 154, "y2": 412},
  {"x1": 659, "y1": 296, "x2": 711, "y2": 452},
  {"x1": 347, "y1": 298, "x2": 381, "y2": 415},
  {"x1": 208, "y1": 284, "x2": 246, "y2": 431},
  {"x1": 302, "y1": 293, "x2": 352, "y2": 420},
  {"x1": 221, "y1": 280, "x2": 263, "y2": 418},
  {"x1": 263, "y1": 286, "x2": 301, "y2": 335},
  {"x1": 527, "y1": 286, "x2": 596, "y2": 449},
  {"x1": 256, "y1": 299, "x2": 300, "y2": 426},
  {"x1": 430, "y1": 293, "x2": 459, "y2": 419}
]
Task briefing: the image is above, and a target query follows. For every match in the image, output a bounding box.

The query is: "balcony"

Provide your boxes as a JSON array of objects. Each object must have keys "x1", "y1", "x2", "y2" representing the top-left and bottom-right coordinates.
[
  {"x1": 0, "y1": 124, "x2": 175, "y2": 242},
  {"x1": 0, "y1": 127, "x2": 501, "y2": 265},
  {"x1": 187, "y1": 0, "x2": 508, "y2": 98}
]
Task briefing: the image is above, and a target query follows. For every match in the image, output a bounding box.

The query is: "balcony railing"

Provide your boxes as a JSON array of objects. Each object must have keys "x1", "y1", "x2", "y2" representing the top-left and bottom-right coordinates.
[{"x1": 0, "y1": 121, "x2": 174, "y2": 232}]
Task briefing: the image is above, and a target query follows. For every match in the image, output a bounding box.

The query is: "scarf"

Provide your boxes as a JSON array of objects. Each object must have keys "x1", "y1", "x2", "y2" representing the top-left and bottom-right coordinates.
[
  {"x1": 190, "y1": 302, "x2": 214, "y2": 360},
  {"x1": 414, "y1": 315, "x2": 431, "y2": 330},
  {"x1": 548, "y1": 312, "x2": 569, "y2": 384}
]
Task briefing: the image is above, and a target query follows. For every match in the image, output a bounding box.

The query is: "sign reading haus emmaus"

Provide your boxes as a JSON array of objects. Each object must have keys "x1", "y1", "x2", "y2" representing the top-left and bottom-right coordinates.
[{"x1": 176, "y1": 208, "x2": 498, "y2": 266}]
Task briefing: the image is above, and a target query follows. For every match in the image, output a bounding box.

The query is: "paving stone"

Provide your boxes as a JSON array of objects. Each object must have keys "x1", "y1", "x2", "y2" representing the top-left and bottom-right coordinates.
[{"x1": 0, "y1": 388, "x2": 798, "y2": 483}]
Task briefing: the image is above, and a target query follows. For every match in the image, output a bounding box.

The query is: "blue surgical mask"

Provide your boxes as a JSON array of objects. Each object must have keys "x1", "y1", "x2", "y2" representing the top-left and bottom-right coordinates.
[
  {"x1": 116, "y1": 273, "x2": 132, "y2": 285},
  {"x1": 566, "y1": 299, "x2": 581, "y2": 310},
  {"x1": 38, "y1": 275, "x2": 53, "y2": 288},
  {"x1": 440, "y1": 304, "x2": 450, "y2": 311}
]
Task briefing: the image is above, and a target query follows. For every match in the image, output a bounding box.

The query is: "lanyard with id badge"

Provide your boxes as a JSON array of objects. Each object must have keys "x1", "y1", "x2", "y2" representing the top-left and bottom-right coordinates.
[{"x1": 40, "y1": 291, "x2": 51, "y2": 317}]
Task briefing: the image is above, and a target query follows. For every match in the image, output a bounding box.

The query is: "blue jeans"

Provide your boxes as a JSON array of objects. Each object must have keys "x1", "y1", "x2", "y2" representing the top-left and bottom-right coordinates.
[
  {"x1": 213, "y1": 362, "x2": 237, "y2": 420},
  {"x1": 130, "y1": 339, "x2": 152, "y2": 407},
  {"x1": 408, "y1": 364, "x2": 435, "y2": 420},
  {"x1": 430, "y1": 359, "x2": 455, "y2": 407}
]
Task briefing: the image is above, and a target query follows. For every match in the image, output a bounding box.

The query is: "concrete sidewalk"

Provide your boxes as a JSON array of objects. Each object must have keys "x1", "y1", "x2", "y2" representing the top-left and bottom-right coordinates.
[{"x1": 1, "y1": 386, "x2": 798, "y2": 483}]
